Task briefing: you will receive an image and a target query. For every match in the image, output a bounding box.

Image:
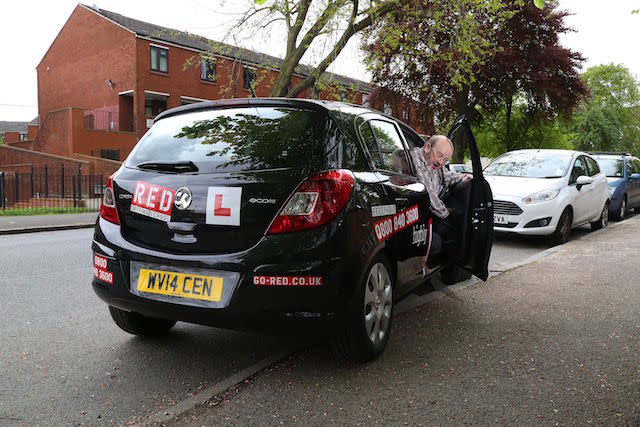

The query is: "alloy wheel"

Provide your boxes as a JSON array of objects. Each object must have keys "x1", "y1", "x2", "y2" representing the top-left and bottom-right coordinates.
[
  {"x1": 620, "y1": 198, "x2": 626, "y2": 220},
  {"x1": 363, "y1": 262, "x2": 393, "y2": 345}
]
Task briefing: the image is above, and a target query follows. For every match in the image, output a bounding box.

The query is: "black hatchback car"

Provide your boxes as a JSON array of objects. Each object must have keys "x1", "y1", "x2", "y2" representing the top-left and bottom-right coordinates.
[{"x1": 92, "y1": 98, "x2": 493, "y2": 361}]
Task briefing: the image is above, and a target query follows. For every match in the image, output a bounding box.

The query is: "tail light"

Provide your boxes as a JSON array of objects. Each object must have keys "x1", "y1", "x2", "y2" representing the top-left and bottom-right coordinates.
[
  {"x1": 100, "y1": 174, "x2": 120, "y2": 225},
  {"x1": 267, "y1": 170, "x2": 355, "y2": 235}
]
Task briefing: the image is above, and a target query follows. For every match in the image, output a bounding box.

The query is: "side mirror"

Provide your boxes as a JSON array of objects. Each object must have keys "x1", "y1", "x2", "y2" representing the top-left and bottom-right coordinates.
[
  {"x1": 576, "y1": 175, "x2": 593, "y2": 185},
  {"x1": 576, "y1": 175, "x2": 593, "y2": 190},
  {"x1": 631, "y1": 173, "x2": 640, "y2": 180}
]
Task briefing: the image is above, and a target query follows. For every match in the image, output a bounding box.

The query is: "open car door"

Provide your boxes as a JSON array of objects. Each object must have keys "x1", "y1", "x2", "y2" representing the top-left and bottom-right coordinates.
[{"x1": 446, "y1": 117, "x2": 493, "y2": 280}]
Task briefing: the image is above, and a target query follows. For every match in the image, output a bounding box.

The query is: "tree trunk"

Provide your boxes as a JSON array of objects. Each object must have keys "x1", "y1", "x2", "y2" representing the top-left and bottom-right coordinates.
[
  {"x1": 450, "y1": 87, "x2": 470, "y2": 164},
  {"x1": 505, "y1": 94, "x2": 513, "y2": 152}
]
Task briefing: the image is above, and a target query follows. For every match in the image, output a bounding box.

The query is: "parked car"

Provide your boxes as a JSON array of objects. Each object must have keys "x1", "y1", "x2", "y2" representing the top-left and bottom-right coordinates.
[
  {"x1": 590, "y1": 152, "x2": 640, "y2": 220},
  {"x1": 446, "y1": 163, "x2": 473, "y2": 175},
  {"x1": 484, "y1": 149, "x2": 610, "y2": 244},
  {"x1": 91, "y1": 99, "x2": 494, "y2": 362}
]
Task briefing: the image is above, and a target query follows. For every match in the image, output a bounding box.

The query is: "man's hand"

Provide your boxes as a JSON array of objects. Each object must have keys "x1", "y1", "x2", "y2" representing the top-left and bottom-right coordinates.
[
  {"x1": 462, "y1": 174, "x2": 472, "y2": 181},
  {"x1": 447, "y1": 207, "x2": 456, "y2": 216}
]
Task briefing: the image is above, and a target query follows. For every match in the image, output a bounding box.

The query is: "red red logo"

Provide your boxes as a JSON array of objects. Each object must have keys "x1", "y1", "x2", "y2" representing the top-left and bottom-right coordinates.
[
  {"x1": 253, "y1": 275, "x2": 323, "y2": 287},
  {"x1": 130, "y1": 181, "x2": 175, "y2": 222}
]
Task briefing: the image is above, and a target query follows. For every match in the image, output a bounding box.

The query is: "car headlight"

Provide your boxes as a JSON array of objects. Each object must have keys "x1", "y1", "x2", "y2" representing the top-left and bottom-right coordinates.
[
  {"x1": 608, "y1": 186, "x2": 616, "y2": 194},
  {"x1": 522, "y1": 189, "x2": 560, "y2": 204}
]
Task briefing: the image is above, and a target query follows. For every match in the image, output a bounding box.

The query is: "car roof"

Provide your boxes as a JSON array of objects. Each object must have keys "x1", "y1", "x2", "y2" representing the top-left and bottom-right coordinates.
[
  {"x1": 500, "y1": 149, "x2": 587, "y2": 158},
  {"x1": 591, "y1": 152, "x2": 636, "y2": 160},
  {"x1": 154, "y1": 97, "x2": 378, "y2": 122},
  {"x1": 589, "y1": 151, "x2": 634, "y2": 157}
]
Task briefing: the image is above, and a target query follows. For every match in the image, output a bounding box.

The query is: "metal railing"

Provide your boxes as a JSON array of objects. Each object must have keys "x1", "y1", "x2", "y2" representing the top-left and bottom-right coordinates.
[
  {"x1": 0, "y1": 166, "x2": 104, "y2": 214},
  {"x1": 84, "y1": 109, "x2": 119, "y2": 131}
]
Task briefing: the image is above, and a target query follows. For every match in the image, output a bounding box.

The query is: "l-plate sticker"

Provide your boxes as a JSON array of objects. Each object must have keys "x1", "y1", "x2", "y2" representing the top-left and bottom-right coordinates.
[
  {"x1": 374, "y1": 205, "x2": 419, "y2": 242},
  {"x1": 206, "y1": 187, "x2": 242, "y2": 226}
]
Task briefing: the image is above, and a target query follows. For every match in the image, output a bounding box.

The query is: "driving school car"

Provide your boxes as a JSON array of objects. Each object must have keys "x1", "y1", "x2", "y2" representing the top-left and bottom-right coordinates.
[{"x1": 91, "y1": 98, "x2": 493, "y2": 362}]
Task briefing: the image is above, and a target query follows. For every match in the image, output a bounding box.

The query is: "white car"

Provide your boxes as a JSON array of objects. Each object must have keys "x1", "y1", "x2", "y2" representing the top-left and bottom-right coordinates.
[
  {"x1": 484, "y1": 149, "x2": 610, "y2": 244},
  {"x1": 447, "y1": 163, "x2": 473, "y2": 174}
]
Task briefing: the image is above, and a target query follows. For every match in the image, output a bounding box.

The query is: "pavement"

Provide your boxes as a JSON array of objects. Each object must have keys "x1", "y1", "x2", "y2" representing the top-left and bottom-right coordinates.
[
  {"x1": 0, "y1": 211, "x2": 98, "y2": 235},
  {"x1": 153, "y1": 216, "x2": 640, "y2": 426}
]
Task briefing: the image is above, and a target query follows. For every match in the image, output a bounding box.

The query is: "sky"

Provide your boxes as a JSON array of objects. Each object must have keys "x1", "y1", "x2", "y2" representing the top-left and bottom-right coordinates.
[{"x1": 1, "y1": 0, "x2": 639, "y2": 122}]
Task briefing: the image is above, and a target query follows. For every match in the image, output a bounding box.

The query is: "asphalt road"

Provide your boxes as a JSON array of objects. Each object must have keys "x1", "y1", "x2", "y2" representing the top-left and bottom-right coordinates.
[
  {"x1": 0, "y1": 229, "x2": 298, "y2": 426},
  {"x1": 0, "y1": 223, "x2": 604, "y2": 425}
]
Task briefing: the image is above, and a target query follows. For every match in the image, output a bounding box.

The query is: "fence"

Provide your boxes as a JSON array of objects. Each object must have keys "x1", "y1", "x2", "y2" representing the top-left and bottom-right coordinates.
[
  {"x1": 0, "y1": 166, "x2": 104, "y2": 214},
  {"x1": 84, "y1": 109, "x2": 119, "y2": 131}
]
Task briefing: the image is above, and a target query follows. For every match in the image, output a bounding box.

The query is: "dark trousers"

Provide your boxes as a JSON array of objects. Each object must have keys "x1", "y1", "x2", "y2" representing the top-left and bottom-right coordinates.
[{"x1": 430, "y1": 216, "x2": 454, "y2": 257}]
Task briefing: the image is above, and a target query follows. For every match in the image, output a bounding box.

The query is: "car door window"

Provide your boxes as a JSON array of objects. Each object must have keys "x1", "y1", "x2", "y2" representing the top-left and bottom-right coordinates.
[
  {"x1": 368, "y1": 120, "x2": 411, "y2": 175},
  {"x1": 626, "y1": 159, "x2": 636, "y2": 176},
  {"x1": 585, "y1": 156, "x2": 600, "y2": 176},
  {"x1": 632, "y1": 159, "x2": 640, "y2": 176},
  {"x1": 570, "y1": 156, "x2": 587, "y2": 184},
  {"x1": 359, "y1": 121, "x2": 384, "y2": 169}
]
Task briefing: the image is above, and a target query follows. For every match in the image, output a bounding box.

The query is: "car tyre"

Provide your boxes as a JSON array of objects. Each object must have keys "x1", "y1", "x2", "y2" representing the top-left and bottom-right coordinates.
[
  {"x1": 617, "y1": 195, "x2": 627, "y2": 221},
  {"x1": 332, "y1": 255, "x2": 393, "y2": 362},
  {"x1": 591, "y1": 203, "x2": 609, "y2": 230},
  {"x1": 552, "y1": 208, "x2": 572, "y2": 245},
  {"x1": 109, "y1": 306, "x2": 176, "y2": 336},
  {"x1": 440, "y1": 265, "x2": 472, "y2": 285}
]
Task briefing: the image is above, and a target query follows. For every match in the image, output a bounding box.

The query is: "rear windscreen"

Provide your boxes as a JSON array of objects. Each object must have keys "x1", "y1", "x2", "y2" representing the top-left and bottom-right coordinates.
[
  {"x1": 595, "y1": 158, "x2": 624, "y2": 178},
  {"x1": 125, "y1": 107, "x2": 331, "y2": 172}
]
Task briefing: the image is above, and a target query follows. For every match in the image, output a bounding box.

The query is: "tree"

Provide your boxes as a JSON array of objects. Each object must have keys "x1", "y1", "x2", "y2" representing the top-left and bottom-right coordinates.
[
  {"x1": 474, "y1": 104, "x2": 572, "y2": 158},
  {"x1": 203, "y1": 0, "x2": 543, "y2": 101},
  {"x1": 215, "y1": 0, "x2": 408, "y2": 98},
  {"x1": 363, "y1": 0, "x2": 587, "y2": 161},
  {"x1": 571, "y1": 64, "x2": 640, "y2": 153},
  {"x1": 363, "y1": 0, "x2": 517, "y2": 131},
  {"x1": 474, "y1": 0, "x2": 587, "y2": 152}
]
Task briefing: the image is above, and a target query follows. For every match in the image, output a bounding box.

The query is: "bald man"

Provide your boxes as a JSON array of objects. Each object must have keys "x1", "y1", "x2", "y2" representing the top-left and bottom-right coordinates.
[{"x1": 410, "y1": 135, "x2": 471, "y2": 220}]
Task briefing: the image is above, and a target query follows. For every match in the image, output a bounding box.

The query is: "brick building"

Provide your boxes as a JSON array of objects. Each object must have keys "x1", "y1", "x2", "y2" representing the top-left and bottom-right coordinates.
[
  {"x1": 35, "y1": 4, "x2": 388, "y2": 156},
  {"x1": 2, "y1": 4, "x2": 425, "y2": 177}
]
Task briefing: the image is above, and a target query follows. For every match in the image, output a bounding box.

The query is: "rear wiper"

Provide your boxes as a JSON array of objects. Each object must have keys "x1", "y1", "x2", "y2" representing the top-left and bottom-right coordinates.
[{"x1": 136, "y1": 161, "x2": 199, "y2": 172}]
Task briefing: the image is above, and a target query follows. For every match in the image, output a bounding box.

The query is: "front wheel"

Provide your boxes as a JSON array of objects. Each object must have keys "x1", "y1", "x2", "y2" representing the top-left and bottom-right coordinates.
[
  {"x1": 591, "y1": 203, "x2": 609, "y2": 230},
  {"x1": 617, "y1": 196, "x2": 627, "y2": 221},
  {"x1": 332, "y1": 255, "x2": 394, "y2": 362},
  {"x1": 552, "y1": 208, "x2": 572, "y2": 245},
  {"x1": 109, "y1": 306, "x2": 176, "y2": 336}
]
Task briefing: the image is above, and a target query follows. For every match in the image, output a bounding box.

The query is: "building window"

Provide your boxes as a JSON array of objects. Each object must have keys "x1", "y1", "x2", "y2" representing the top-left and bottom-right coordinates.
[
  {"x1": 200, "y1": 58, "x2": 216, "y2": 82},
  {"x1": 243, "y1": 66, "x2": 256, "y2": 91},
  {"x1": 311, "y1": 85, "x2": 321, "y2": 99},
  {"x1": 338, "y1": 89, "x2": 347, "y2": 102},
  {"x1": 100, "y1": 149, "x2": 120, "y2": 161},
  {"x1": 402, "y1": 107, "x2": 410, "y2": 121},
  {"x1": 150, "y1": 45, "x2": 168, "y2": 73},
  {"x1": 145, "y1": 98, "x2": 167, "y2": 117},
  {"x1": 19, "y1": 133, "x2": 28, "y2": 141}
]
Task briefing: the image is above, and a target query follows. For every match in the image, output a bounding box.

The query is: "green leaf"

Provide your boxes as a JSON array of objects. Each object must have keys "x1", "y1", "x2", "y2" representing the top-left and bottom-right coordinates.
[
  {"x1": 534, "y1": 0, "x2": 544, "y2": 9},
  {"x1": 254, "y1": 0, "x2": 267, "y2": 4}
]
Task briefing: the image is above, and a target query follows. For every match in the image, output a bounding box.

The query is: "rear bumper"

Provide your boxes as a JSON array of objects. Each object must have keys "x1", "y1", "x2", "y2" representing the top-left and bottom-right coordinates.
[{"x1": 92, "y1": 218, "x2": 361, "y2": 327}]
